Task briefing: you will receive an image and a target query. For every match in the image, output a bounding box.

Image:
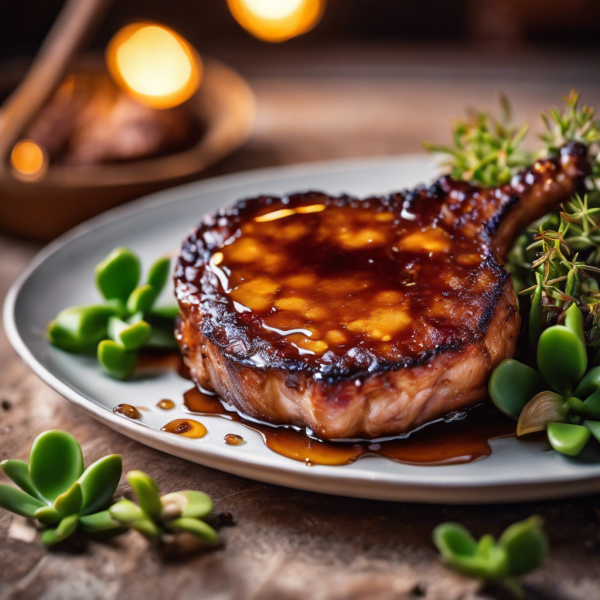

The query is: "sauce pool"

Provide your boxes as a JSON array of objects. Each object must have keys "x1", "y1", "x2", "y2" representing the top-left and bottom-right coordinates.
[{"x1": 182, "y1": 387, "x2": 515, "y2": 466}]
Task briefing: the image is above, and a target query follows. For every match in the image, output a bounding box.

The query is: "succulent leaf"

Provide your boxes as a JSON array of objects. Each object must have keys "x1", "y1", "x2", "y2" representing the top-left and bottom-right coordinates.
[
  {"x1": 161, "y1": 491, "x2": 213, "y2": 520},
  {"x1": 28, "y1": 431, "x2": 84, "y2": 503},
  {"x1": 488, "y1": 359, "x2": 547, "y2": 419},
  {"x1": 109, "y1": 498, "x2": 145, "y2": 524},
  {"x1": 574, "y1": 365, "x2": 600, "y2": 399},
  {"x1": 584, "y1": 420, "x2": 600, "y2": 443},
  {"x1": 433, "y1": 522, "x2": 508, "y2": 580},
  {"x1": 547, "y1": 422, "x2": 591, "y2": 456},
  {"x1": 40, "y1": 514, "x2": 79, "y2": 547},
  {"x1": 146, "y1": 257, "x2": 171, "y2": 303},
  {"x1": 580, "y1": 388, "x2": 600, "y2": 420},
  {"x1": 78, "y1": 454, "x2": 122, "y2": 516},
  {"x1": 126, "y1": 285, "x2": 155, "y2": 315},
  {"x1": 78, "y1": 510, "x2": 123, "y2": 533},
  {"x1": 108, "y1": 317, "x2": 152, "y2": 351},
  {"x1": 54, "y1": 482, "x2": 83, "y2": 518},
  {"x1": 0, "y1": 484, "x2": 46, "y2": 518},
  {"x1": 97, "y1": 340, "x2": 137, "y2": 380},
  {"x1": 499, "y1": 516, "x2": 548, "y2": 577},
  {"x1": 130, "y1": 518, "x2": 163, "y2": 540},
  {"x1": 47, "y1": 303, "x2": 125, "y2": 353},
  {"x1": 537, "y1": 323, "x2": 587, "y2": 397},
  {"x1": 127, "y1": 471, "x2": 162, "y2": 520},
  {"x1": 34, "y1": 506, "x2": 61, "y2": 525},
  {"x1": 170, "y1": 517, "x2": 219, "y2": 545},
  {"x1": 1, "y1": 459, "x2": 43, "y2": 500},
  {"x1": 95, "y1": 247, "x2": 141, "y2": 302}
]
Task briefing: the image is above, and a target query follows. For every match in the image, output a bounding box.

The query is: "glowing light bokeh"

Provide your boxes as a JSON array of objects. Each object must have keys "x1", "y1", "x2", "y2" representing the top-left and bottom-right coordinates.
[
  {"x1": 106, "y1": 23, "x2": 202, "y2": 109},
  {"x1": 227, "y1": 0, "x2": 325, "y2": 42},
  {"x1": 10, "y1": 140, "x2": 47, "y2": 181}
]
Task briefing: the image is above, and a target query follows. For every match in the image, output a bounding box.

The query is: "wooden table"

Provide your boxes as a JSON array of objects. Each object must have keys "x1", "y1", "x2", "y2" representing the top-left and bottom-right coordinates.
[{"x1": 2, "y1": 51, "x2": 600, "y2": 599}]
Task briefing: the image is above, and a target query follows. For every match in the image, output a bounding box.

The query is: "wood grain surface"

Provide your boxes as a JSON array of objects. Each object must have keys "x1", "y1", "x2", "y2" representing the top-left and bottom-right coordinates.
[{"x1": 2, "y1": 56, "x2": 600, "y2": 599}]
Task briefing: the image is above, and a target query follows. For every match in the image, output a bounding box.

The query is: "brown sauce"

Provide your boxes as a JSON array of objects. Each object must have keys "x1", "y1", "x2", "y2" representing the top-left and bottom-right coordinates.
[
  {"x1": 136, "y1": 351, "x2": 192, "y2": 380},
  {"x1": 114, "y1": 404, "x2": 141, "y2": 419},
  {"x1": 161, "y1": 418, "x2": 207, "y2": 439},
  {"x1": 224, "y1": 433, "x2": 244, "y2": 446},
  {"x1": 182, "y1": 387, "x2": 515, "y2": 466},
  {"x1": 157, "y1": 399, "x2": 176, "y2": 410}
]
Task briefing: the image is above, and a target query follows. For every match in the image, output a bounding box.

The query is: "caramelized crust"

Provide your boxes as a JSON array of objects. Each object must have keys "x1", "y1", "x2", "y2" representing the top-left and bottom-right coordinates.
[{"x1": 175, "y1": 143, "x2": 590, "y2": 439}]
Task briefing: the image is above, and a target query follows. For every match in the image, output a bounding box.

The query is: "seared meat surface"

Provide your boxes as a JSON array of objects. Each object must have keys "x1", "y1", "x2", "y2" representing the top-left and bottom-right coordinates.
[{"x1": 175, "y1": 143, "x2": 590, "y2": 440}]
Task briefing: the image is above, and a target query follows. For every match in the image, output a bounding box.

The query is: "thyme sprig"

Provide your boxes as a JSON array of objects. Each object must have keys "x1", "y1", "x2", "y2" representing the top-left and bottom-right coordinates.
[
  {"x1": 426, "y1": 91, "x2": 600, "y2": 189},
  {"x1": 540, "y1": 91, "x2": 600, "y2": 157},
  {"x1": 424, "y1": 96, "x2": 533, "y2": 186}
]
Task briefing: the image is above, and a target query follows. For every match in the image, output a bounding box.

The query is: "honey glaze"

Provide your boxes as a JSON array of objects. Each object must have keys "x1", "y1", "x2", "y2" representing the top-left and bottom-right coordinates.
[
  {"x1": 114, "y1": 404, "x2": 142, "y2": 419},
  {"x1": 177, "y1": 192, "x2": 508, "y2": 380},
  {"x1": 161, "y1": 418, "x2": 207, "y2": 439},
  {"x1": 182, "y1": 387, "x2": 514, "y2": 466}
]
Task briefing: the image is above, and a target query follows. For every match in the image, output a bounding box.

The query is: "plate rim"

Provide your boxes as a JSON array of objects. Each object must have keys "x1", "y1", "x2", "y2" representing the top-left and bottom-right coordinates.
[{"x1": 5, "y1": 153, "x2": 600, "y2": 504}]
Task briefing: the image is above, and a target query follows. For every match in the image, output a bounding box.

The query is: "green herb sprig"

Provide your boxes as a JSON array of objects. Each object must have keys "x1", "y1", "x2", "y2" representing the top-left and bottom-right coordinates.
[
  {"x1": 540, "y1": 91, "x2": 600, "y2": 157},
  {"x1": 0, "y1": 431, "x2": 123, "y2": 546},
  {"x1": 47, "y1": 248, "x2": 179, "y2": 379},
  {"x1": 424, "y1": 96, "x2": 533, "y2": 186},
  {"x1": 433, "y1": 517, "x2": 547, "y2": 598}
]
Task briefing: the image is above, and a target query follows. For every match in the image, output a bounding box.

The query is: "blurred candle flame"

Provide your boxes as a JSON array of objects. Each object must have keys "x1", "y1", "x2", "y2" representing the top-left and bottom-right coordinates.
[
  {"x1": 106, "y1": 23, "x2": 202, "y2": 109},
  {"x1": 228, "y1": 0, "x2": 325, "y2": 42},
  {"x1": 10, "y1": 140, "x2": 47, "y2": 181}
]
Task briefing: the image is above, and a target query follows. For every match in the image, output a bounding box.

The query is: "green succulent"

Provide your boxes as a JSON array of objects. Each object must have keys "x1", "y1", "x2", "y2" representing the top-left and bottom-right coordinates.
[
  {"x1": 109, "y1": 471, "x2": 219, "y2": 546},
  {"x1": 433, "y1": 517, "x2": 547, "y2": 597},
  {"x1": 489, "y1": 304, "x2": 600, "y2": 456},
  {"x1": 47, "y1": 248, "x2": 179, "y2": 380},
  {"x1": 0, "y1": 431, "x2": 124, "y2": 546}
]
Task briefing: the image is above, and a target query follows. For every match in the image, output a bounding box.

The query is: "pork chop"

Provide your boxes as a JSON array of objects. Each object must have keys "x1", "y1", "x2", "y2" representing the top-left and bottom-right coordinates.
[{"x1": 175, "y1": 143, "x2": 590, "y2": 440}]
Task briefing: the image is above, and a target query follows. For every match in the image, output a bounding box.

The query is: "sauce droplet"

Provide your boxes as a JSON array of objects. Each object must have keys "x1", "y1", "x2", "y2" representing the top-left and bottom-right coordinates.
[
  {"x1": 157, "y1": 399, "x2": 175, "y2": 410},
  {"x1": 113, "y1": 404, "x2": 141, "y2": 419},
  {"x1": 224, "y1": 433, "x2": 244, "y2": 446},
  {"x1": 161, "y1": 418, "x2": 207, "y2": 438}
]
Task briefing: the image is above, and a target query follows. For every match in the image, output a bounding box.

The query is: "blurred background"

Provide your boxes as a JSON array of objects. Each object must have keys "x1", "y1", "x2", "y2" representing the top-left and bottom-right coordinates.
[{"x1": 1, "y1": 0, "x2": 600, "y2": 238}]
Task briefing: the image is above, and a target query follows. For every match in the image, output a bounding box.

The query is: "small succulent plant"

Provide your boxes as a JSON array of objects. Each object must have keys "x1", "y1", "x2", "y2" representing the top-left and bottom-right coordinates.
[
  {"x1": 433, "y1": 517, "x2": 548, "y2": 597},
  {"x1": 109, "y1": 471, "x2": 218, "y2": 546},
  {"x1": 47, "y1": 247, "x2": 179, "y2": 379},
  {"x1": 490, "y1": 303, "x2": 600, "y2": 457},
  {"x1": 0, "y1": 431, "x2": 123, "y2": 546}
]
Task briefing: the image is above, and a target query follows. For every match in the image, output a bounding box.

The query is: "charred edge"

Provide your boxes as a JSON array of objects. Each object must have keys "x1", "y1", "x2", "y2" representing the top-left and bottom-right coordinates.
[{"x1": 483, "y1": 142, "x2": 591, "y2": 237}]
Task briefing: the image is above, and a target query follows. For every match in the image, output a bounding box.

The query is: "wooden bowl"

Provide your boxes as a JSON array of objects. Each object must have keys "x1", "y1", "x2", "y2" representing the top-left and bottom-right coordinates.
[{"x1": 0, "y1": 57, "x2": 255, "y2": 240}]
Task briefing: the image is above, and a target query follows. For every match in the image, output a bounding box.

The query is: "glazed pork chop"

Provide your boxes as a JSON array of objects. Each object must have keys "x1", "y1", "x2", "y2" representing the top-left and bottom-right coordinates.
[{"x1": 175, "y1": 143, "x2": 590, "y2": 440}]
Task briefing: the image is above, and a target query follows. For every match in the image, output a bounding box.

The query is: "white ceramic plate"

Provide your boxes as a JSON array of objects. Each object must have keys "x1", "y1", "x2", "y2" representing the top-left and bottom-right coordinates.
[{"x1": 6, "y1": 155, "x2": 600, "y2": 504}]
